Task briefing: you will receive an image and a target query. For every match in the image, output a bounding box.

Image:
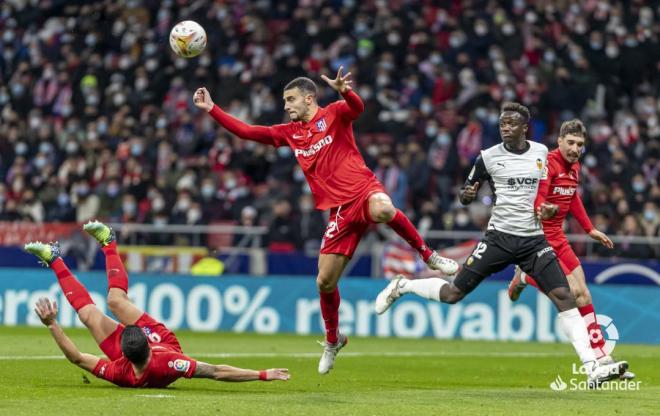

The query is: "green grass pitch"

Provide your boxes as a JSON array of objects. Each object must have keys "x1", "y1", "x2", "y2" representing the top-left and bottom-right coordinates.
[{"x1": 0, "y1": 326, "x2": 657, "y2": 416}]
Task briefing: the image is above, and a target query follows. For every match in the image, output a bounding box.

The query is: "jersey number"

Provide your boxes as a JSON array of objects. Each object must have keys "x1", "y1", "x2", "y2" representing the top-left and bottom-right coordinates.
[{"x1": 472, "y1": 242, "x2": 488, "y2": 259}]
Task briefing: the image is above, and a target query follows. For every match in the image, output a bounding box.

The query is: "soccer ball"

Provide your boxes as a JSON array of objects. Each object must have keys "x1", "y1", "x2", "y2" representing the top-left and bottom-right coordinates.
[{"x1": 169, "y1": 20, "x2": 207, "y2": 58}]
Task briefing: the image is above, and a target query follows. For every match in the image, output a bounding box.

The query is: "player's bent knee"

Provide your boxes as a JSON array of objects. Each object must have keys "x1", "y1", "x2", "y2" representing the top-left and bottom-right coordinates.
[
  {"x1": 372, "y1": 203, "x2": 396, "y2": 223},
  {"x1": 107, "y1": 291, "x2": 129, "y2": 314},
  {"x1": 316, "y1": 275, "x2": 337, "y2": 292},
  {"x1": 442, "y1": 285, "x2": 465, "y2": 304}
]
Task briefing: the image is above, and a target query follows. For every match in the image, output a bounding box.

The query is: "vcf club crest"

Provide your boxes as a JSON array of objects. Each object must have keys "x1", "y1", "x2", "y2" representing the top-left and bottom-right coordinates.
[{"x1": 536, "y1": 158, "x2": 543, "y2": 170}]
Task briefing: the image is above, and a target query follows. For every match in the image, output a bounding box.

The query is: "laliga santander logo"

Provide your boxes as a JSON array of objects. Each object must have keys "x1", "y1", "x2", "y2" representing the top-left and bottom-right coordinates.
[
  {"x1": 585, "y1": 313, "x2": 619, "y2": 357},
  {"x1": 550, "y1": 375, "x2": 568, "y2": 391}
]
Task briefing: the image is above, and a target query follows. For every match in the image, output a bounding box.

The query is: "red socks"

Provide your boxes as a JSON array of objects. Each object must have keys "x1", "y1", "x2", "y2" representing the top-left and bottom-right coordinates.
[
  {"x1": 524, "y1": 272, "x2": 540, "y2": 289},
  {"x1": 387, "y1": 210, "x2": 434, "y2": 261},
  {"x1": 579, "y1": 304, "x2": 607, "y2": 358},
  {"x1": 101, "y1": 241, "x2": 128, "y2": 292},
  {"x1": 51, "y1": 258, "x2": 94, "y2": 311},
  {"x1": 319, "y1": 288, "x2": 340, "y2": 344}
]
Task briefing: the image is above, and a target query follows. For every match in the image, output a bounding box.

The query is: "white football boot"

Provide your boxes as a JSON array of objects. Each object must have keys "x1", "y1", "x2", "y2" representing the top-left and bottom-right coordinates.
[{"x1": 318, "y1": 333, "x2": 348, "y2": 375}]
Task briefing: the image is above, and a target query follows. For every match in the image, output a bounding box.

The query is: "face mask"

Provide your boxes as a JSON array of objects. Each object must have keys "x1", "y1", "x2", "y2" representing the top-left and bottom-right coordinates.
[
  {"x1": 57, "y1": 193, "x2": 69, "y2": 206},
  {"x1": 187, "y1": 209, "x2": 201, "y2": 223},
  {"x1": 475, "y1": 107, "x2": 487, "y2": 120},
  {"x1": 11, "y1": 83, "x2": 25, "y2": 96},
  {"x1": 632, "y1": 181, "x2": 645, "y2": 193},
  {"x1": 123, "y1": 202, "x2": 136, "y2": 214},
  {"x1": 300, "y1": 200, "x2": 313, "y2": 212},
  {"x1": 156, "y1": 117, "x2": 168, "y2": 129},
  {"x1": 294, "y1": 168, "x2": 306, "y2": 182},
  {"x1": 107, "y1": 184, "x2": 120, "y2": 197},
  {"x1": 15, "y1": 142, "x2": 28, "y2": 155},
  {"x1": 420, "y1": 102, "x2": 433, "y2": 115},
  {"x1": 502, "y1": 23, "x2": 515, "y2": 36},
  {"x1": 152, "y1": 197, "x2": 165, "y2": 212},
  {"x1": 201, "y1": 185, "x2": 215, "y2": 198},
  {"x1": 544, "y1": 50, "x2": 556, "y2": 63},
  {"x1": 605, "y1": 46, "x2": 619, "y2": 58},
  {"x1": 177, "y1": 198, "x2": 191, "y2": 211},
  {"x1": 644, "y1": 210, "x2": 656, "y2": 222},
  {"x1": 66, "y1": 142, "x2": 79, "y2": 154},
  {"x1": 34, "y1": 157, "x2": 47, "y2": 169},
  {"x1": 131, "y1": 143, "x2": 143, "y2": 156},
  {"x1": 77, "y1": 185, "x2": 90, "y2": 197},
  {"x1": 97, "y1": 121, "x2": 108, "y2": 134},
  {"x1": 456, "y1": 213, "x2": 469, "y2": 226},
  {"x1": 277, "y1": 147, "x2": 292, "y2": 157},
  {"x1": 436, "y1": 134, "x2": 451, "y2": 146},
  {"x1": 426, "y1": 126, "x2": 438, "y2": 137},
  {"x1": 153, "y1": 217, "x2": 167, "y2": 226},
  {"x1": 225, "y1": 179, "x2": 237, "y2": 190}
]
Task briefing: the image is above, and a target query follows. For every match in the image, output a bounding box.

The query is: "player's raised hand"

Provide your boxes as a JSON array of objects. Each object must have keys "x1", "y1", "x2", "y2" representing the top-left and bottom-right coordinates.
[
  {"x1": 537, "y1": 202, "x2": 559, "y2": 220},
  {"x1": 193, "y1": 87, "x2": 214, "y2": 112},
  {"x1": 34, "y1": 297, "x2": 58, "y2": 326},
  {"x1": 589, "y1": 229, "x2": 614, "y2": 249},
  {"x1": 462, "y1": 182, "x2": 480, "y2": 201},
  {"x1": 321, "y1": 66, "x2": 353, "y2": 94},
  {"x1": 265, "y1": 368, "x2": 290, "y2": 381}
]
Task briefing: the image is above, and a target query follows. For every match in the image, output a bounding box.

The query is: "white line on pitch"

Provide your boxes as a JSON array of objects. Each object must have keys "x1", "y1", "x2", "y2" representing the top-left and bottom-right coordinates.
[{"x1": 0, "y1": 351, "x2": 574, "y2": 360}]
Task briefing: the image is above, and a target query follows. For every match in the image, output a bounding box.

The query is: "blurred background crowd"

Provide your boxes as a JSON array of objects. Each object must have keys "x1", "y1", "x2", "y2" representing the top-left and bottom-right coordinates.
[{"x1": 0, "y1": 0, "x2": 658, "y2": 258}]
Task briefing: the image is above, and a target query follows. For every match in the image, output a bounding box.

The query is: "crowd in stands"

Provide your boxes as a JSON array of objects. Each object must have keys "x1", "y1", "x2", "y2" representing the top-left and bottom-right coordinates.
[{"x1": 0, "y1": 0, "x2": 657, "y2": 258}]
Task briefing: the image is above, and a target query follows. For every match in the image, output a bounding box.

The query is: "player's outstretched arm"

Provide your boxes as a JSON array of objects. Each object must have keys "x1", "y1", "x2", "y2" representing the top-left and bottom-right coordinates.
[
  {"x1": 34, "y1": 297, "x2": 100, "y2": 373},
  {"x1": 192, "y1": 361, "x2": 290, "y2": 382},
  {"x1": 321, "y1": 66, "x2": 364, "y2": 120},
  {"x1": 193, "y1": 87, "x2": 276, "y2": 145}
]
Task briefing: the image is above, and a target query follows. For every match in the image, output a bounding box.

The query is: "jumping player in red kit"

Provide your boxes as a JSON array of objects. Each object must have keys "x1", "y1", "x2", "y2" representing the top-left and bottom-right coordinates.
[
  {"x1": 507, "y1": 119, "x2": 634, "y2": 379},
  {"x1": 25, "y1": 221, "x2": 290, "y2": 388},
  {"x1": 193, "y1": 67, "x2": 458, "y2": 374}
]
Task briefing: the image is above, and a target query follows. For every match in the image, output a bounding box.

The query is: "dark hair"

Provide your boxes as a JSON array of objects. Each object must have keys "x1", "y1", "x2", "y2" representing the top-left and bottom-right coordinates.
[
  {"x1": 501, "y1": 102, "x2": 530, "y2": 122},
  {"x1": 284, "y1": 77, "x2": 317, "y2": 97},
  {"x1": 559, "y1": 119, "x2": 587, "y2": 139},
  {"x1": 120, "y1": 325, "x2": 150, "y2": 366}
]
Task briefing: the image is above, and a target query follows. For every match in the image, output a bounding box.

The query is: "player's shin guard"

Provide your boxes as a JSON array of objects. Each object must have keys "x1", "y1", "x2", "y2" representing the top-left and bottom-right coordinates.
[
  {"x1": 579, "y1": 304, "x2": 607, "y2": 359},
  {"x1": 386, "y1": 210, "x2": 434, "y2": 261},
  {"x1": 101, "y1": 241, "x2": 129, "y2": 293},
  {"x1": 319, "y1": 288, "x2": 340, "y2": 344},
  {"x1": 558, "y1": 308, "x2": 597, "y2": 366},
  {"x1": 51, "y1": 258, "x2": 94, "y2": 312}
]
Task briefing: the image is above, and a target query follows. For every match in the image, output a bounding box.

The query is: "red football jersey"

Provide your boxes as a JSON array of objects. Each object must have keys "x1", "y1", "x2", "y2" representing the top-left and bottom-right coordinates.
[
  {"x1": 209, "y1": 90, "x2": 381, "y2": 210},
  {"x1": 535, "y1": 148, "x2": 594, "y2": 240},
  {"x1": 93, "y1": 344, "x2": 197, "y2": 388}
]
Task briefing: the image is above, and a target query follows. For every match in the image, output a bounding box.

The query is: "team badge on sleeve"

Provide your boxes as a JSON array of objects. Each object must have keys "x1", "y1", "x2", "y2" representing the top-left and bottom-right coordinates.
[
  {"x1": 536, "y1": 158, "x2": 543, "y2": 170},
  {"x1": 541, "y1": 166, "x2": 548, "y2": 180},
  {"x1": 169, "y1": 359, "x2": 191, "y2": 373}
]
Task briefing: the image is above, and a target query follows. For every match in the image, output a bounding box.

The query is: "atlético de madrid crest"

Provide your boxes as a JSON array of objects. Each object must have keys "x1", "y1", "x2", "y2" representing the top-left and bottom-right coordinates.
[{"x1": 316, "y1": 117, "x2": 327, "y2": 132}]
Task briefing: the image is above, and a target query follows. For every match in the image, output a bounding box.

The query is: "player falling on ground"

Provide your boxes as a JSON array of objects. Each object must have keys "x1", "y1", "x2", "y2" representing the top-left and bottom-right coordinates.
[
  {"x1": 375, "y1": 102, "x2": 627, "y2": 387},
  {"x1": 25, "y1": 221, "x2": 290, "y2": 388},
  {"x1": 506, "y1": 119, "x2": 634, "y2": 379},
  {"x1": 193, "y1": 68, "x2": 458, "y2": 374}
]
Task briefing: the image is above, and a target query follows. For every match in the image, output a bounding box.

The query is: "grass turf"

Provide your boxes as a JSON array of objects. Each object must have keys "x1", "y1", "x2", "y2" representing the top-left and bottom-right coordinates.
[{"x1": 0, "y1": 326, "x2": 657, "y2": 416}]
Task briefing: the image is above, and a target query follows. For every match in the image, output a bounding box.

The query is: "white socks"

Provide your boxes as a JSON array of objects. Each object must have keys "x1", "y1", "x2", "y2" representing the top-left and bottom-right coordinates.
[
  {"x1": 558, "y1": 308, "x2": 597, "y2": 367},
  {"x1": 398, "y1": 278, "x2": 447, "y2": 302}
]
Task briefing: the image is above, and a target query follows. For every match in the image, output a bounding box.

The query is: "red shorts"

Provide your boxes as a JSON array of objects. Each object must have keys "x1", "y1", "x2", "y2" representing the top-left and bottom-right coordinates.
[
  {"x1": 320, "y1": 184, "x2": 385, "y2": 258},
  {"x1": 547, "y1": 236, "x2": 581, "y2": 275},
  {"x1": 98, "y1": 313, "x2": 182, "y2": 360}
]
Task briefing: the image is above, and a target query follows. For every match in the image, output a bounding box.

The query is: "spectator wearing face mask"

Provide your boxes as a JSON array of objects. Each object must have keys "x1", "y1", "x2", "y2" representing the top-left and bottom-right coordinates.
[{"x1": 616, "y1": 214, "x2": 655, "y2": 259}]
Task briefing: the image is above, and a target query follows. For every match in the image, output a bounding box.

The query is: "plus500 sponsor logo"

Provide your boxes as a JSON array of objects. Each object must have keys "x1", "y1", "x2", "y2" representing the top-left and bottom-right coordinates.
[{"x1": 294, "y1": 135, "x2": 333, "y2": 158}]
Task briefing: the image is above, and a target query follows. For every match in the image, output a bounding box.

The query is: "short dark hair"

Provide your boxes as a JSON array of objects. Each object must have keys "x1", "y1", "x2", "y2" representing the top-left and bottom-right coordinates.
[
  {"x1": 501, "y1": 102, "x2": 530, "y2": 122},
  {"x1": 559, "y1": 119, "x2": 587, "y2": 139},
  {"x1": 284, "y1": 77, "x2": 317, "y2": 97},
  {"x1": 121, "y1": 325, "x2": 150, "y2": 366}
]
